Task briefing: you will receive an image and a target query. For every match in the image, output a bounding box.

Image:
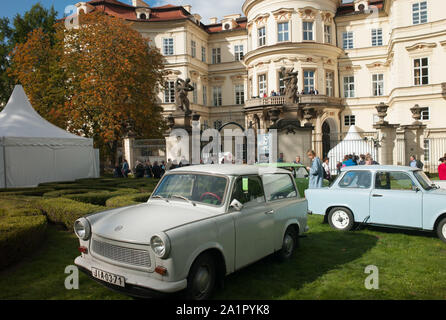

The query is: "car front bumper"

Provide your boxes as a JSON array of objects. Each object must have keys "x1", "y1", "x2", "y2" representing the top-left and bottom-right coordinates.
[{"x1": 75, "y1": 255, "x2": 187, "y2": 297}]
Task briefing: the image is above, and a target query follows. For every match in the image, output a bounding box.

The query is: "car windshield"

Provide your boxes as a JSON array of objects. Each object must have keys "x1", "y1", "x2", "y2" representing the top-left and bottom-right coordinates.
[
  {"x1": 152, "y1": 174, "x2": 228, "y2": 206},
  {"x1": 413, "y1": 170, "x2": 435, "y2": 190}
]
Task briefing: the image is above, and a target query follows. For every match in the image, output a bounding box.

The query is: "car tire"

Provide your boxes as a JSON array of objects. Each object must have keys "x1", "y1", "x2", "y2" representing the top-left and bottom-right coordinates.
[
  {"x1": 328, "y1": 207, "x2": 355, "y2": 231},
  {"x1": 185, "y1": 253, "x2": 216, "y2": 300},
  {"x1": 436, "y1": 217, "x2": 446, "y2": 243},
  {"x1": 276, "y1": 226, "x2": 298, "y2": 262}
]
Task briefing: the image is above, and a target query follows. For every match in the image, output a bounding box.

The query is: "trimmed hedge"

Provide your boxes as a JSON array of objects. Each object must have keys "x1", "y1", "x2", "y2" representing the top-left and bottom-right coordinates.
[
  {"x1": 105, "y1": 193, "x2": 152, "y2": 208},
  {"x1": 36, "y1": 198, "x2": 103, "y2": 230},
  {"x1": 42, "y1": 189, "x2": 93, "y2": 198},
  {"x1": 0, "y1": 215, "x2": 47, "y2": 270},
  {"x1": 62, "y1": 188, "x2": 139, "y2": 206}
]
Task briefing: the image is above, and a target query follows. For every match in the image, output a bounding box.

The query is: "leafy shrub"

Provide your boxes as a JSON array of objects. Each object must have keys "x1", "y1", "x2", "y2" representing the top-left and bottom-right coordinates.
[
  {"x1": 105, "y1": 193, "x2": 152, "y2": 208},
  {"x1": 42, "y1": 189, "x2": 93, "y2": 198},
  {"x1": 36, "y1": 198, "x2": 103, "y2": 230},
  {"x1": 63, "y1": 188, "x2": 139, "y2": 206},
  {"x1": 0, "y1": 215, "x2": 47, "y2": 270}
]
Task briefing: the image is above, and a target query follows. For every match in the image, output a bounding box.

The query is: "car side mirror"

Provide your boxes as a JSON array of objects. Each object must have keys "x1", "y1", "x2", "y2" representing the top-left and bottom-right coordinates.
[
  {"x1": 230, "y1": 199, "x2": 243, "y2": 211},
  {"x1": 413, "y1": 186, "x2": 420, "y2": 192}
]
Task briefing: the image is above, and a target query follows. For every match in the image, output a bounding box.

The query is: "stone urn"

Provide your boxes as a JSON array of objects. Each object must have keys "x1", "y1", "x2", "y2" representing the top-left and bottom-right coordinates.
[
  {"x1": 410, "y1": 104, "x2": 422, "y2": 124},
  {"x1": 375, "y1": 102, "x2": 389, "y2": 125}
]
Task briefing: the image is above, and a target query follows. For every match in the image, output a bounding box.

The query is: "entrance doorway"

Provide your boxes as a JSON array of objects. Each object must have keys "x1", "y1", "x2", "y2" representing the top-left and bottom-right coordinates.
[{"x1": 322, "y1": 121, "x2": 331, "y2": 158}]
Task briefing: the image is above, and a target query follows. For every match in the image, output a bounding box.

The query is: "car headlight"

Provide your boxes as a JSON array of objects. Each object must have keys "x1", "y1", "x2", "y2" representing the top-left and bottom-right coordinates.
[
  {"x1": 74, "y1": 218, "x2": 91, "y2": 240},
  {"x1": 150, "y1": 234, "x2": 171, "y2": 259}
]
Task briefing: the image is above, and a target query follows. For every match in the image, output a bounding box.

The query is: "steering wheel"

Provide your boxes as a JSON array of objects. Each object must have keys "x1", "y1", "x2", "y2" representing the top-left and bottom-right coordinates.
[{"x1": 200, "y1": 192, "x2": 221, "y2": 203}]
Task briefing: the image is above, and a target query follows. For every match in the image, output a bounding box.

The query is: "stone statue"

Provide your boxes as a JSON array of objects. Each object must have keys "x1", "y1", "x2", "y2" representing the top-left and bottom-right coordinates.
[
  {"x1": 280, "y1": 67, "x2": 299, "y2": 105},
  {"x1": 175, "y1": 78, "x2": 194, "y2": 114}
]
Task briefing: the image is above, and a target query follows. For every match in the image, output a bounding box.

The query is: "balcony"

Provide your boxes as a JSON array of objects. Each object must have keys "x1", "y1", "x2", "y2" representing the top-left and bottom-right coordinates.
[{"x1": 244, "y1": 95, "x2": 343, "y2": 109}]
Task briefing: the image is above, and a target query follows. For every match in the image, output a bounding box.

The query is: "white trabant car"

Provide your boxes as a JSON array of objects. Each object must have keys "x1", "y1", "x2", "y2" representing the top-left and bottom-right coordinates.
[
  {"x1": 74, "y1": 165, "x2": 308, "y2": 299},
  {"x1": 305, "y1": 165, "x2": 446, "y2": 243}
]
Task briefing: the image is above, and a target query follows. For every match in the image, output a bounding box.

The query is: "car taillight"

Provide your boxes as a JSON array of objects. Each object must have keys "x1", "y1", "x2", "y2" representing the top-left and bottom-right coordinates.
[{"x1": 79, "y1": 246, "x2": 88, "y2": 254}]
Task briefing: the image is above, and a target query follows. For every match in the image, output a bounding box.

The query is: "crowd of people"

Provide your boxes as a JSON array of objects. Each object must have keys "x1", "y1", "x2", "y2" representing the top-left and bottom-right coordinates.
[
  {"x1": 253, "y1": 88, "x2": 321, "y2": 99},
  {"x1": 113, "y1": 158, "x2": 192, "y2": 179}
]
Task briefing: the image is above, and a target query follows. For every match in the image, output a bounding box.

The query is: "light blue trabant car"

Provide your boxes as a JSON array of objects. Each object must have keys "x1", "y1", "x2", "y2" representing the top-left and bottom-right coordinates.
[{"x1": 305, "y1": 166, "x2": 446, "y2": 242}]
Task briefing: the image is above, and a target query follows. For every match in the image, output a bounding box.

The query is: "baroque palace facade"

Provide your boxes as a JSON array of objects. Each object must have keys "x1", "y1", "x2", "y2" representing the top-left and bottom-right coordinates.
[{"x1": 75, "y1": 0, "x2": 446, "y2": 167}]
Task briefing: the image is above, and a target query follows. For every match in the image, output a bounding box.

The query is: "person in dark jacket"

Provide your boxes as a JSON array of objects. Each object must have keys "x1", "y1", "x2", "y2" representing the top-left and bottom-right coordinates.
[
  {"x1": 135, "y1": 161, "x2": 145, "y2": 179},
  {"x1": 152, "y1": 161, "x2": 162, "y2": 179},
  {"x1": 114, "y1": 163, "x2": 124, "y2": 178}
]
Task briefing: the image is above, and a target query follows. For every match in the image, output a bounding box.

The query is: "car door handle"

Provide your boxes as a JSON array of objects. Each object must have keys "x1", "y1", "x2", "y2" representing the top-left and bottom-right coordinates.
[
  {"x1": 265, "y1": 210, "x2": 275, "y2": 215},
  {"x1": 372, "y1": 194, "x2": 383, "y2": 198}
]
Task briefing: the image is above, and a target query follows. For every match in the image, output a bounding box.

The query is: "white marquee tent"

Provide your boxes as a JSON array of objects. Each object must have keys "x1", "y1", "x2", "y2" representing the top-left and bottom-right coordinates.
[
  {"x1": 327, "y1": 126, "x2": 377, "y2": 174},
  {"x1": 0, "y1": 85, "x2": 99, "y2": 188}
]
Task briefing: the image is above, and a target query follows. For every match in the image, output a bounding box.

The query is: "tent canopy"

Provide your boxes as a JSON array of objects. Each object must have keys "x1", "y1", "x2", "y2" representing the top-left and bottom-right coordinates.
[{"x1": 0, "y1": 85, "x2": 98, "y2": 188}]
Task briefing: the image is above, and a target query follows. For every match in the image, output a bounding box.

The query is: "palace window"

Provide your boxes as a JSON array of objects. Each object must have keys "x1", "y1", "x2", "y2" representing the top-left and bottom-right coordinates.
[
  {"x1": 372, "y1": 74, "x2": 384, "y2": 96},
  {"x1": 343, "y1": 76, "x2": 355, "y2": 98},
  {"x1": 235, "y1": 84, "x2": 245, "y2": 105},
  {"x1": 324, "y1": 25, "x2": 331, "y2": 44},
  {"x1": 212, "y1": 87, "x2": 222, "y2": 106},
  {"x1": 258, "y1": 74, "x2": 267, "y2": 97},
  {"x1": 163, "y1": 38, "x2": 174, "y2": 55},
  {"x1": 192, "y1": 82, "x2": 197, "y2": 104},
  {"x1": 258, "y1": 26, "x2": 266, "y2": 47},
  {"x1": 212, "y1": 48, "x2": 221, "y2": 64},
  {"x1": 234, "y1": 45, "x2": 244, "y2": 61},
  {"x1": 414, "y1": 58, "x2": 429, "y2": 85},
  {"x1": 326, "y1": 71, "x2": 334, "y2": 97},
  {"x1": 202, "y1": 85, "x2": 207, "y2": 105},
  {"x1": 420, "y1": 107, "x2": 430, "y2": 120},
  {"x1": 371, "y1": 28, "x2": 383, "y2": 46},
  {"x1": 342, "y1": 32, "x2": 354, "y2": 49},
  {"x1": 164, "y1": 81, "x2": 175, "y2": 103},
  {"x1": 413, "y1": 1, "x2": 428, "y2": 25},
  {"x1": 344, "y1": 115, "x2": 356, "y2": 126},
  {"x1": 304, "y1": 70, "x2": 315, "y2": 94},
  {"x1": 201, "y1": 46, "x2": 206, "y2": 62},
  {"x1": 191, "y1": 40, "x2": 196, "y2": 58},
  {"x1": 278, "y1": 70, "x2": 286, "y2": 95},
  {"x1": 277, "y1": 22, "x2": 289, "y2": 42},
  {"x1": 303, "y1": 22, "x2": 313, "y2": 41}
]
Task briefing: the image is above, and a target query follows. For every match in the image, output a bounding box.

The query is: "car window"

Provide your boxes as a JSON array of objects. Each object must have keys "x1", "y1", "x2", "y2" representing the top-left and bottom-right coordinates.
[
  {"x1": 295, "y1": 167, "x2": 308, "y2": 179},
  {"x1": 375, "y1": 171, "x2": 416, "y2": 191},
  {"x1": 231, "y1": 176, "x2": 265, "y2": 206},
  {"x1": 153, "y1": 174, "x2": 227, "y2": 206},
  {"x1": 263, "y1": 174, "x2": 298, "y2": 201},
  {"x1": 338, "y1": 171, "x2": 372, "y2": 189}
]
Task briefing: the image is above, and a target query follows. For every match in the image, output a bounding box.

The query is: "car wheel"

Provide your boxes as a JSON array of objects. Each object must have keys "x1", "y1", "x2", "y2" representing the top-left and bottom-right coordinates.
[
  {"x1": 328, "y1": 207, "x2": 355, "y2": 231},
  {"x1": 185, "y1": 253, "x2": 216, "y2": 300},
  {"x1": 277, "y1": 226, "x2": 298, "y2": 261},
  {"x1": 436, "y1": 218, "x2": 446, "y2": 243}
]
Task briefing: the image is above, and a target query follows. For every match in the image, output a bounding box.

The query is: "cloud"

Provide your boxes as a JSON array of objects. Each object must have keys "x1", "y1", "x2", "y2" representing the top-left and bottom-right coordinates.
[{"x1": 151, "y1": 0, "x2": 244, "y2": 24}]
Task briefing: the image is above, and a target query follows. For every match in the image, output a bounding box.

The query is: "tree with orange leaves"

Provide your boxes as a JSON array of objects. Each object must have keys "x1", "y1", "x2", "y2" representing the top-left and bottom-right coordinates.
[{"x1": 10, "y1": 12, "x2": 166, "y2": 164}]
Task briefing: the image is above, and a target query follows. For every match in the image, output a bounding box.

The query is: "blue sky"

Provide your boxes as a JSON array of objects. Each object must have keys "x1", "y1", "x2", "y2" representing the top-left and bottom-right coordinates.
[{"x1": 2, "y1": 0, "x2": 354, "y2": 24}]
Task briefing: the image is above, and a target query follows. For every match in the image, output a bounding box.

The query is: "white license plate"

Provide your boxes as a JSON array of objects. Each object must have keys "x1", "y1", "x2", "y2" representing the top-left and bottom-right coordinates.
[{"x1": 91, "y1": 268, "x2": 126, "y2": 288}]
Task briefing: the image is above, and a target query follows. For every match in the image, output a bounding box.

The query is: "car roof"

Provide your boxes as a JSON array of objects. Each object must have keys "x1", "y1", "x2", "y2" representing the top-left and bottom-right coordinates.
[
  {"x1": 169, "y1": 164, "x2": 292, "y2": 176},
  {"x1": 341, "y1": 165, "x2": 420, "y2": 172},
  {"x1": 257, "y1": 163, "x2": 305, "y2": 168}
]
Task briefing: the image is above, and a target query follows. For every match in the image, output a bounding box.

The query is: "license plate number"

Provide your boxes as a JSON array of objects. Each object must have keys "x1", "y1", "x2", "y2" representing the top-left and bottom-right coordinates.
[{"x1": 91, "y1": 268, "x2": 126, "y2": 288}]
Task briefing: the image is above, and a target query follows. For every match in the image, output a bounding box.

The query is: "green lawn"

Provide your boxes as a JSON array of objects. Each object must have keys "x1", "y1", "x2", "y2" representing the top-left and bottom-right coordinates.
[{"x1": 1, "y1": 214, "x2": 445, "y2": 300}]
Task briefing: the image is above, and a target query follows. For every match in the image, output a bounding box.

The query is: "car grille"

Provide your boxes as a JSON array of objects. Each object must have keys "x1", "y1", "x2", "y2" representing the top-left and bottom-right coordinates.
[{"x1": 92, "y1": 239, "x2": 151, "y2": 268}]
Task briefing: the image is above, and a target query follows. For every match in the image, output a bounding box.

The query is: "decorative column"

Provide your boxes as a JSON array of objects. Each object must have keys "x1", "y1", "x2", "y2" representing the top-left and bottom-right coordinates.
[{"x1": 373, "y1": 103, "x2": 399, "y2": 166}]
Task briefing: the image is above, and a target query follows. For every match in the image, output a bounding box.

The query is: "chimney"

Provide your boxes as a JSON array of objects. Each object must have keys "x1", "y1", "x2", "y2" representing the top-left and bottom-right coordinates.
[
  {"x1": 183, "y1": 5, "x2": 192, "y2": 13},
  {"x1": 209, "y1": 17, "x2": 218, "y2": 24}
]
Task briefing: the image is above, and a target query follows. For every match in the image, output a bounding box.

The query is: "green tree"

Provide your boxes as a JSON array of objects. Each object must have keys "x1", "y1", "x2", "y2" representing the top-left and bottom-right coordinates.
[{"x1": 0, "y1": 3, "x2": 57, "y2": 106}]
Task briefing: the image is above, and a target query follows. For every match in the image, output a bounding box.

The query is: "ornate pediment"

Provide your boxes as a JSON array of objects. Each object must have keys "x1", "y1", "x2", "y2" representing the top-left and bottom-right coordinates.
[
  {"x1": 253, "y1": 13, "x2": 270, "y2": 26},
  {"x1": 319, "y1": 10, "x2": 334, "y2": 24},
  {"x1": 339, "y1": 65, "x2": 362, "y2": 72},
  {"x1": 189, "y1": 70, "x2": 200, "y2": 79},
  {"x1": 208, "y1": 76, "x2": 226, "y2": 84},
  {"x1": 165, "y1": 69, "x2": 181, "y2": 79},
  {"x1": 440, "y1": 40, "x2": 446, "y2": 48},
  {"x1": 405, "y1": 42, "x2": 437, "y2": 52},
  {"x1": 230, "y1": 74, "x2": 247, "y2": 82},
  {"x1": 271, "y1": 8, "x2": 295, "y2": 21},
  {"x1": 298, "y1": 7, "x2": 317, "y2": 20},
  {"x1": 366, "y1": 61, "x2": 390, "y2": 69}
]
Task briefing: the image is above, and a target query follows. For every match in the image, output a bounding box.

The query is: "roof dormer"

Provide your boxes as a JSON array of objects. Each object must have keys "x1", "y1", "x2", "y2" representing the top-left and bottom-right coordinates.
[
  {"x1": 221, "y1": 14, "x2": 242, "y2": 30},
  {"x1": 354, "y1": 0, "x2": 369, "y2": 12}
]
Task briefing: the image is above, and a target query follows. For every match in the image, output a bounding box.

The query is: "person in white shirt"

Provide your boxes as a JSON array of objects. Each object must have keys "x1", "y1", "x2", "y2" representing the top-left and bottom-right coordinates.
[{"x1": 322, "y1": 157, "x2": 331, "y2": 181}]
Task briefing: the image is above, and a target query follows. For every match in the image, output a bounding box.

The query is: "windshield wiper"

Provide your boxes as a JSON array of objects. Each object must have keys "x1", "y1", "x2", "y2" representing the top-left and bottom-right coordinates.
[
  {"x1": 152, "y1": 195, "x2": 169, "y2": 202},
  {"x1": 171, "y1": 195, "x2": 196, "y2": 206}
]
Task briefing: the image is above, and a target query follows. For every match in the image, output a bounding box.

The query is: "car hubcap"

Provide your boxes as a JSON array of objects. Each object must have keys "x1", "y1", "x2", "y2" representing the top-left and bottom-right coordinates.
[
  {"x1": 193, "y1": 265, "x2": 210, "y2": 297},
  {"x1": 442, "y1": 224, "x2": 446, "y2": 238},
  {"x1": 283, "y1": 234, "x2": 294, "y2": 256},
  {"x1": 332, "y1": 211, "x2": 350, "y2": 229}
]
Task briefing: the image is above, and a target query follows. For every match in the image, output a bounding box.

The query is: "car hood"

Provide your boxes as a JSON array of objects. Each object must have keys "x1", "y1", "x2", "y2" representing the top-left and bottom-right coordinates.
[
  {"x1": 88, "y1": 201, "x2": 218, "y2": 244},
  {"x1": 427, "y1": 188, "x2": 446, "y2": 196}
]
